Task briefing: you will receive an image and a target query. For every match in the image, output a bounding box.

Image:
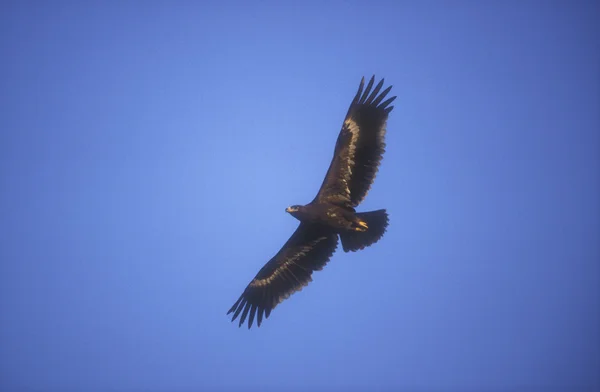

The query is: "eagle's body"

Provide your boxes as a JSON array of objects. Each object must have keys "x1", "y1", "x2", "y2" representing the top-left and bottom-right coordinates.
[
  {"x1": 228, "y1": 76, "x2": 396, "y2": 328},
  {"x1": 286, "y1": 203, "x2": 364, "y2": 232}
]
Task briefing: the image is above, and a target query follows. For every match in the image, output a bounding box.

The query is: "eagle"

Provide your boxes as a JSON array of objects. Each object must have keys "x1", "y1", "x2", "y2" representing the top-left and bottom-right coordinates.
[{"x1": 228, "y1": 76, "x2": 396, "y2": 328}]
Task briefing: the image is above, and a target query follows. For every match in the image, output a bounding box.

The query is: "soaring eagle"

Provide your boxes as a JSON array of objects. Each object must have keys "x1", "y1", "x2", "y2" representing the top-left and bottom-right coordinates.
[{"x1": 228, "y1": 76, "x2": 396, "y2": 328}]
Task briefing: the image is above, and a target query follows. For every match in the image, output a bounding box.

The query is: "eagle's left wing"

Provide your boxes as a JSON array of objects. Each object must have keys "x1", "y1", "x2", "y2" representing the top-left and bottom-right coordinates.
[
  {"x1": 227, "y1": 222, "x2": 338, "y2": 329},
  {"x1": 313, "y1": 76, "x2": 396, "y2": 207}
]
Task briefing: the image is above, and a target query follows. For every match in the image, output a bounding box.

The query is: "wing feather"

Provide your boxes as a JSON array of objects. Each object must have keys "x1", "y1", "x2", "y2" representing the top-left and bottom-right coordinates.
[
  {"x1": 227, "y1": 223, "x2": 338, "y2": 328},
  {"x1": 314, "y1": 76, "x2": 396, "y2": 207}
]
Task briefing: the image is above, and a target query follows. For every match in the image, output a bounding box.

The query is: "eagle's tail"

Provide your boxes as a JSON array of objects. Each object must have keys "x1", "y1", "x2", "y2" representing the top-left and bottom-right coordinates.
[{"x1": 340, "y1": 209, "x2": 389, "y2": 252}]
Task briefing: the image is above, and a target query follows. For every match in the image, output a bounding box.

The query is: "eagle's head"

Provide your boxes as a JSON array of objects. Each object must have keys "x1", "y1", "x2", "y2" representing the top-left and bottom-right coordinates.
[
  {"x1": 285, "y1": 205, "x2": 301, "y2": 214},
  {"x1": 285, "y1": 205, "x2": 305, "y2": 220}
]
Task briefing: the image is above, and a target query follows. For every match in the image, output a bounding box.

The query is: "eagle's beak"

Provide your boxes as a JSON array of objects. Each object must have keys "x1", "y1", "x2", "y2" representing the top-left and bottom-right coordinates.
[{"x1": 285, "y1": 207, "x2": 292, "y2": 213}]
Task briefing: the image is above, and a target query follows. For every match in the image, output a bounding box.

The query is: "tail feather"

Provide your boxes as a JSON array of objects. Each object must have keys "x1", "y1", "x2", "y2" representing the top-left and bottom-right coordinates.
[{"x1": 340, "y1": 209, "x2": 389, "y2": 252}]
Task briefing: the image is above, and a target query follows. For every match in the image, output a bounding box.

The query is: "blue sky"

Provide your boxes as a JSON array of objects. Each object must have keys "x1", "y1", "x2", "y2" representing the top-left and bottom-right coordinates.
[{"x1": 1, "y1": 2, "x2": 599, "y2": 392}]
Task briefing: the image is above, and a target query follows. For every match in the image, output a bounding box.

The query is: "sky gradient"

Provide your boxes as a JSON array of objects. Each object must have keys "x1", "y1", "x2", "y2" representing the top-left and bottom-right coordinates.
[{"x1": 1, "y1": 2, "x2": 599, "y2": 392}]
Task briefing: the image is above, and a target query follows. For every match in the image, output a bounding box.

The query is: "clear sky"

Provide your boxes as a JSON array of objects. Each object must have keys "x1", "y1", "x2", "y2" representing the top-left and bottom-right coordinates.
[{"x1": 1, "y1": 2, "x2": 599, "y2": 392}]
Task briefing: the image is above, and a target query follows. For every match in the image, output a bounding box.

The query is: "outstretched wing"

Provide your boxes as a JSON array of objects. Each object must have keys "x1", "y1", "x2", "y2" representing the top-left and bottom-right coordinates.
[
  {"x1": 313, "y1": 76, "x2": 396, "y2": 207},
  {"x1": 227, "y1": 223, "x2": 338, "y2": 329}
]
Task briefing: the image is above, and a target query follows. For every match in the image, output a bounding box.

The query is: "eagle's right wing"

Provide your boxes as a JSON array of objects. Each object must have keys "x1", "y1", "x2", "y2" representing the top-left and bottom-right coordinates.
[
  {"x1": 313, "y1": 76, "x2": 396, "y2": 207},
  {"x1": 227, "y1": 223, "x2": 338, "y2": 329}
]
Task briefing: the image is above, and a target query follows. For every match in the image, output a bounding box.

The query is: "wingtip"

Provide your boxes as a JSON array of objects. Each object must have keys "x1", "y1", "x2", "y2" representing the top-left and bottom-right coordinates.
[
  {"x1": 227, "y1": 295, "x2": 244, "y2": 316},
  {"x1": 359, "y1": 76, "x2": 376, "y2": 103},
  {"x1": 226, "y1": 303, "x2": 236, "y2": 316},
  {"x1": 379, "y1": 95, "x2": 397, "y2": 112}
]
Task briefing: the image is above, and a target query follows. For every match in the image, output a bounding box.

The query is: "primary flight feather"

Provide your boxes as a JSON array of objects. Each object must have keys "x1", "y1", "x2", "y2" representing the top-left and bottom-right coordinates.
[{"x1": 228, "y1": 76, "x2": 396, "y2": 328}]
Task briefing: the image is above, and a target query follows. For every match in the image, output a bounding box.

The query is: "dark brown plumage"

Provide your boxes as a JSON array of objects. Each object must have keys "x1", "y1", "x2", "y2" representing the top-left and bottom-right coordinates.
[{"x1": 228, "y1": 76, "x2": 396, "y2": 328}]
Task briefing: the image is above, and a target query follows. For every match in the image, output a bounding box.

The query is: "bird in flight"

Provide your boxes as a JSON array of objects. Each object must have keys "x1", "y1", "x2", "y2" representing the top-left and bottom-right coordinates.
[{"x1": 228, "y1": 76, "x2": 396, "y2": 328}]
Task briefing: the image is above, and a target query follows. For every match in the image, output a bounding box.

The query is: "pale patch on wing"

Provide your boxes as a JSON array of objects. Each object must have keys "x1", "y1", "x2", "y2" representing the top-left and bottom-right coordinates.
[
  {"x1": 351, "y1": 117, "x2": 388, "y2": 206},
  {"x1": 378, "y1": 119, "x2": 388, "y2": 144},
  {"x1": 249, "y1": 236, "x2": 328, "y2": 289},
  {"x1": 341, "y1": 118, "x2": 360, "y2": 201}
]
